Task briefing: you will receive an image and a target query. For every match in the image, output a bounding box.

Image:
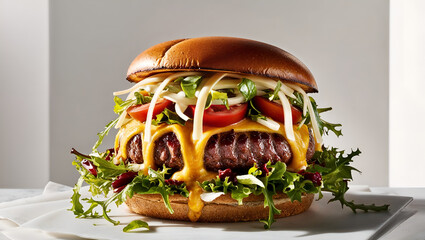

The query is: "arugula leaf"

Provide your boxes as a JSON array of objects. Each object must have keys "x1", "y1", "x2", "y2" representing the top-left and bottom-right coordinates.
[
  {"x1": 268, "y1": 81, "x2": 282, "y2": 101},
  {"x1": 69, "y1": 176, "x2": 85, "y2": 217},
  {"x1": 84, "y1": 192, "x2": 123, "y2": 225},
  {"x1": 180, "y1": 76, "x2": 203, "y2": 98},
  {"x1": 164, "y1": 83, "x2": 181, "y2": 93},
  {"x1": 113, "y1": 96, "x2": 134, "y2": 115},
  {"x1": 92, "y1": 118, "x2": 118, "y2": 153},
  {"x1": 114, "y1": 91, "x2": 151, "y2": 115},
  {"x1": 91, "y1": 156, "x2": 127, "y2": 178},
  {"x1": 205, "y1": 90, "x2": 229, "y2": 109},
  {"x1": 134, "y1": 92, "x2": 152, "y2": 105},
  {"x1": 151, "y1": 108, "x2": 185, "y2": 126},
  {"x1": 247, "y1": 100, "x2": 266, "y2": 121},
  {"x1": 289, "y1": 92, "x2": 342, "y2": 137},
  {"x1": 237, "y1": 78, "x2": 257, "y2": 101},
  {"x1": 123, "y1": 220, "x2": 149, "y2": 232},
  {"x1": 260, "y1": 187, "x2": 281, "y2": 229}
]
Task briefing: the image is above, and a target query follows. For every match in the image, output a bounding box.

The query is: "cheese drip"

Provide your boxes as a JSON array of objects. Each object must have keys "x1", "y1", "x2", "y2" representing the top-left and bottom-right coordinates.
[{"x1": 114, "y1": 119, "x2": 311, "y2": 221}]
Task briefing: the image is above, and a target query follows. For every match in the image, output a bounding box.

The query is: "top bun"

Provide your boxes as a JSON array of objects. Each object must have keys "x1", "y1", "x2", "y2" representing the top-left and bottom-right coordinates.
[{"x1": 126, "y1": 36, "x2": 318, "y2": 92}]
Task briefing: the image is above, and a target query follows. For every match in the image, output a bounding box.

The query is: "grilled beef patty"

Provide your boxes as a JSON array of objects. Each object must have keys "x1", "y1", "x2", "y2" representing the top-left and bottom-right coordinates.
[{"x1": 126, "y1": 130, "x2": 315, "y2": 172}]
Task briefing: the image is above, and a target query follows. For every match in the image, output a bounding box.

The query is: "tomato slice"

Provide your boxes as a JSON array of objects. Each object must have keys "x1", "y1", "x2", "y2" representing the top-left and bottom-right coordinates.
[
  {"x1": 127, "y1": 99, "x2": 173, "y2": 123},
  {"x1": 187, "y1": 103, "x2": 248, "y2": 127},
  {"x1": 252, "y1": 96, "x2": 302, "y2": 124}
]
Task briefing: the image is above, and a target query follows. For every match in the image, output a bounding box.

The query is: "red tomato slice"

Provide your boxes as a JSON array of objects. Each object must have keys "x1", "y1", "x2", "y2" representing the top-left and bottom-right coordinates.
[
  {"x1": 252, "y1": 96, "x2": 302, "y2": 124},
  {"x1": 187, "y1": 103, "x2": 248, "y2": 127},
  {"x1": 127, "y1": 99, "x2": 173, "y2": 123}
]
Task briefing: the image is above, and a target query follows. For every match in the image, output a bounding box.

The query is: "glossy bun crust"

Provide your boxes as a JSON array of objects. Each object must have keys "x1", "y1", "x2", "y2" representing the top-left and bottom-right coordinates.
[
  {"x1": 126, "y1": 192, "x2": 314, "y2": 222},
  {"x1": 126, "y1": 37, "x2": 318, "y2": 93}
]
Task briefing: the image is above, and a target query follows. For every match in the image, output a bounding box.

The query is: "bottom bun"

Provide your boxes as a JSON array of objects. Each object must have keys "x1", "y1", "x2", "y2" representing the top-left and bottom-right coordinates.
[{"x1": 126, "y1": 192, "x2": 314, "y2": 222}]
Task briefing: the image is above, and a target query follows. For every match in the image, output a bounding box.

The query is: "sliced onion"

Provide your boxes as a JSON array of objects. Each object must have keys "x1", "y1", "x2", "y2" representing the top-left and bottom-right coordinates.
[
  {"x1": 249, "y1": 77, "x2": 295, "y2": 98},
  {"x1": 193, "y1": 73, "x2": 227, "y2": 140},
  {"x1": 287, "y1": 83, "x2": 323, "y2": 145},
  {"x1": 113, "y1": 73, "x2": 170, "y2": 96},
  {"x1": 200, "y1": 192, "x2": 224, "y2": 202},
  {"x1": 212, "y1": 79, "x2": 241, "y2": 89},
  {"x1": 256, "y1": 117, "x2": 280, "y2": 131},
  {"x1": 278, "y1": 91, "x2": 295, "y2": 141}
]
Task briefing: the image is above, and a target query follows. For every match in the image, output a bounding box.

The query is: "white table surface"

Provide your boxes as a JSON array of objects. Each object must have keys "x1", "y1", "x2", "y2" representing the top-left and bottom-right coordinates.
[{"x1": 0, "y1": 187, "x2": 424, "y2": 240}]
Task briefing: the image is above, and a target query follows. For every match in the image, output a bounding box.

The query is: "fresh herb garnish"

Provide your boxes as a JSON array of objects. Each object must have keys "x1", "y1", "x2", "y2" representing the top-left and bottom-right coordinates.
[
  {"x1": 246, "y1": 100, "x2": 266, "y2": 121},
  {"x1": 268, "y1": 81, "x2": 282, "y2": 101},
  {"x1": 164, "y1": 83, "x2": 182, "y2": 93},
  {"x1": 237, "y1": 78, "x2": 257, "y2": 101},
  {"x1": 113, "y1": 96, "x2": 134, "y2": 115},
  {"x1": 134, "y1": 92, "x2": 152, "y2": 105},
  {"x1": 310, "y1": 148, "x2": 389, "y2": 212},
  {"x1": 70, "y1": 147, "x2": 189, "y2": 231},
  {"x1": 205, "y1": 90, "x2": 229, "y2": 109},
  {"x1": 179, "y1": 75, "x2": 203, "y2": 98},
  {"x1": 289, "y1": 92, "x2": 342, "y2": 136},
  {"x1": 123, "y1": 220, "x2": 150, "y2": 232},
  {"x1": 151, "y1": 108, "x2": 185, "y2": 126}
]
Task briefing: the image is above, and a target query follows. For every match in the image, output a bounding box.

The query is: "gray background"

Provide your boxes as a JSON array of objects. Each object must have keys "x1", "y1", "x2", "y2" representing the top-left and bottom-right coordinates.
[{"x1": 1, "y1": 0, "x2": 390, "y2": 187}]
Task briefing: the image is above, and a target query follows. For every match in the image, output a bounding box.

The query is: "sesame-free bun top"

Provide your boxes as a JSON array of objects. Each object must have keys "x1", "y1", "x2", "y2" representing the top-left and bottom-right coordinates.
[{"x1": 126, "y1": 36, "x2": 318, "y2": 93}]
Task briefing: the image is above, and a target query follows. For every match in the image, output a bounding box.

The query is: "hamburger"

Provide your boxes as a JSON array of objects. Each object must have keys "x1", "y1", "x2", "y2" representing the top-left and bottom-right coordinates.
[{"x1": 70, "y1": 36, "x2": 388, "y2": 231}]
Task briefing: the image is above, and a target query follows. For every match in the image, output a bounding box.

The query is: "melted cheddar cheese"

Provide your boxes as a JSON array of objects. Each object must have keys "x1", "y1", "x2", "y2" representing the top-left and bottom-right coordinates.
[{"x1": 114, "y1": 119, "x2": 311, "y2": 221}]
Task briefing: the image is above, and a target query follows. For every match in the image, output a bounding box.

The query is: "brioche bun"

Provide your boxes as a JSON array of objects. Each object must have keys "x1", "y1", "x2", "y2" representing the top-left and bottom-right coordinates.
[{"x1": 126, "y1": 36, "x2": 317, "y2": 93}]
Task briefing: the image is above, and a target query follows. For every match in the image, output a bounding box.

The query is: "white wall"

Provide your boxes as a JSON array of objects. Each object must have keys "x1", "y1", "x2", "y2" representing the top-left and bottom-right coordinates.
[
  {"x1": 390, "y1": 0, "x2": 425, "y2": 187},
  {"x1": 0, "y1": 0, "x2": 49, "y2": 187},
  {"x1": 49, "y1": 0, "x2": 389, "y2": 187}
]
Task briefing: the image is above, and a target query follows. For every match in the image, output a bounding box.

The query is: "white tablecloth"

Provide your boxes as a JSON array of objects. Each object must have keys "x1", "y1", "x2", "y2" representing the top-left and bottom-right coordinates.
[{"x1": 0, "y1": 182, "x2": 422, "y2": 240}]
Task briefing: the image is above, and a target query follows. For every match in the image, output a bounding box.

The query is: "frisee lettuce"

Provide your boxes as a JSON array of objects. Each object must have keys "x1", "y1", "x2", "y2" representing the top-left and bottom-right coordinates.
[
  {"x1": 70, "y1": 148, "x2": 189, "y2": 231},
  {"x1": 309, "y1": 148, "x2": 389, "y2": 212},
  {"x1": 200, "y1": 161, "x2": 320, "y2": 229},
  {"x1": 201, "y1": 147, "x2": 389, "y2": 229}
]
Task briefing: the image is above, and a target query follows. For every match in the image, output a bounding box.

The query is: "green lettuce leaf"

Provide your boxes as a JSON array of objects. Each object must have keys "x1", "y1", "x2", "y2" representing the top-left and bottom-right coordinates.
[
  {"x1": 289, "y1": 92, "x2": 342, "y2": 137},
  {"x1": 92, "y1": 118, "x2": 118, "y2": 153},
  {"x1": 247, "y1": 100, "x2": 266, "y2": 121},
  {"x1": 205, "y1": 90, "x2": 229, "y2": 109},
  {"x1": 123, "y1": 220, "x2": 149, "y2": 232},
  {"x1": 311, "y1": 147, "x2": 389, "y2": 212},
  {"x1": 237, "y1": 78, "x2": 257, "y2": 101},
  {"x1": 134, "y1": 92, "x2": 152, "y2": 105},
  {"x1": 151, "y1": 108, "x2": 185, "y2": 126},
  {"x1": 180, "y1": 76, "x2": 203, "y2": 98}
]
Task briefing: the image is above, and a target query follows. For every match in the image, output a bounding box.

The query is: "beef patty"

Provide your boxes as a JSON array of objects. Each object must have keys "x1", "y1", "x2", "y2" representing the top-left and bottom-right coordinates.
[{"x1": 126, "y1": 130, "x2": 315, "y2": 173}]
